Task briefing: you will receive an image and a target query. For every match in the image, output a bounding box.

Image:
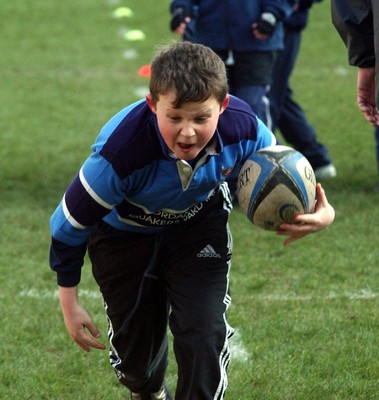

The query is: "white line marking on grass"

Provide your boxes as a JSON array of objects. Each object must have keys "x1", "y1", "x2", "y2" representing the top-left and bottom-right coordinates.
[
  {"x1": 122, "y1": 49, "x2": 138, "y2": 60},
  {"x1": 230, "y1": 329, "x2": 249, "y2": 363},
  {"x1": 334, "y1": 66, "x2": 349, "y2": 76},
  {"x1": 134, "y1": 86, "x2": 149, "y2": 98},
  {"x1": 107, "y1": 0, "x2": 121, "y2": 6},
  {"x1": 18, "y1": 288, "x2": 378, "y2": 302},
  {"x1": 258, "y1": 288, "x2": 377, "y2": 302},
  {"x1": 16, "y1": 288, "x2": 377, "y2": 366},
  {"x1": 18, "y1": 288, "x2": 101, "y2": 300}
]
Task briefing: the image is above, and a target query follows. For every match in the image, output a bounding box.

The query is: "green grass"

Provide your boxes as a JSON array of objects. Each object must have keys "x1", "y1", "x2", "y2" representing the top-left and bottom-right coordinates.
[{"x1": 1, "y1": 0, "x2": 379, "y2": 399}]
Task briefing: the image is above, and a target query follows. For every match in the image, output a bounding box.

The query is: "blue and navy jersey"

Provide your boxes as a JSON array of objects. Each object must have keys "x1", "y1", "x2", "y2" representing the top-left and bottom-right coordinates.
[{"x1": 50, "y1": 95, "x2": 276, "y2": 286}]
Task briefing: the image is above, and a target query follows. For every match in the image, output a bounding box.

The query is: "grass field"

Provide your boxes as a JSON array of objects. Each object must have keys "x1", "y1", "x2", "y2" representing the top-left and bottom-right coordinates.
[{"x1": 1, "y1": 0, "x2": 379, "y2": 399}]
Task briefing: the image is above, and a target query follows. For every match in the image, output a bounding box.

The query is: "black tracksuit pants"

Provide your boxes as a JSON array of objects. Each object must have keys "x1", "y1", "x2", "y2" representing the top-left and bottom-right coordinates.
[{"x1": 88, "y1": 192, "x2": 234, "y2": 399}]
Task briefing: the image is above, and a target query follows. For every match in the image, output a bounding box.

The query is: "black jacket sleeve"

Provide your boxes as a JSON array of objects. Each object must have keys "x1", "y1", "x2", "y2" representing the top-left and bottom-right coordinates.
[
  {"x1": 331, "y1": 0, "x2": 375, "y2": 68},
  {"x1": 49, "y1": 238, "x2": 87, "y2": 287}
]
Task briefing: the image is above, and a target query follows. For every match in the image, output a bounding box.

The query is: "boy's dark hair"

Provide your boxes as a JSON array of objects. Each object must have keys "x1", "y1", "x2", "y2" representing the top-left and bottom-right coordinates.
[{"x1": 149, "y1": 41, "x2": 228, "y2": 108}]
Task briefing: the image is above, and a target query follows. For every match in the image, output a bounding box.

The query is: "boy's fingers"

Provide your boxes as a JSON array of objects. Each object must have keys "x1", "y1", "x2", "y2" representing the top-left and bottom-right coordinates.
[
  {"x1": 85, "y1": 323, "x2": 106, "y2": 349},
  {"x1": 85, "y1": 336, "x2": 106, "y2": 350},
  {"x1": 74, "y1": 331, "x2": 105, "y2": 351},
  {"x1": 87, "y1": 320, "x2": 101, "y2": 339},
  {"x1": 71, "y1": 322, "x2": 106, "y2": 351}
]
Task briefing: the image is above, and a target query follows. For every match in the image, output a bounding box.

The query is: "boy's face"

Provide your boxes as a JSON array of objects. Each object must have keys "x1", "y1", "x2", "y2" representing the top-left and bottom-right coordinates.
[{"x1": 146, "y1": 91, "x2": 229, "y2": 161}]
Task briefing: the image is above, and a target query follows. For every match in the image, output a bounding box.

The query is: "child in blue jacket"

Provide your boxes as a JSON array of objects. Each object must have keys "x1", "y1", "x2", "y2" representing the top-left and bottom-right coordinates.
[
  {"x1": 170, "y1": 0, "x2": 292, "y2": 127},
  {"x1": 50, "y1": 41, "x2": 335, "y2": 399}
]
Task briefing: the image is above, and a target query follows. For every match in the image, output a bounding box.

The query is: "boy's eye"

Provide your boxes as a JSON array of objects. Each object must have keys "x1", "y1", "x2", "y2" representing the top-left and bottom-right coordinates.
[
  {"x1": 195, "y1": 116, "x2": 209, "y2": 123},
  {"x1": 167, "y1": 115, "x2": 209, "y2": 122}
]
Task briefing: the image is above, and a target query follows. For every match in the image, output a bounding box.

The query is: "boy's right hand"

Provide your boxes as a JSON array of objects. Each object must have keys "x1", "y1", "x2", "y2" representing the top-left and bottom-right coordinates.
[
  {"x1": 276, "y1": 183, "x2": 335, "y2": 246},
  {"x1": 59, "y1": 286, "x2": 106, "y2": 352}
]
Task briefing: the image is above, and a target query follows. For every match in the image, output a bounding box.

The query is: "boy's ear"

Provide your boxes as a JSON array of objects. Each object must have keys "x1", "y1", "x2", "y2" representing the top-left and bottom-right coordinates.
[
  {"x1": 146, "y1": 93, "x2": 157, "y2": 113},
  {"x1": 220, "y1": 95, "x2": 230, "y2": 114}
]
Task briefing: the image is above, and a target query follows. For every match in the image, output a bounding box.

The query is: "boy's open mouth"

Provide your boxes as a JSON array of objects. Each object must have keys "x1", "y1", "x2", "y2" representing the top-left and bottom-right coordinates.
[{"x1": 178, "y1": 143, "x2": 193, "y2": 150}]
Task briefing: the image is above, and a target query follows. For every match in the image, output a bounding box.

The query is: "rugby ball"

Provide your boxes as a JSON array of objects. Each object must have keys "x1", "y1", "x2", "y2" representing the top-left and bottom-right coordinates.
[{"x1": 237, "y1": 145, "x2": 316, "y2": 231}]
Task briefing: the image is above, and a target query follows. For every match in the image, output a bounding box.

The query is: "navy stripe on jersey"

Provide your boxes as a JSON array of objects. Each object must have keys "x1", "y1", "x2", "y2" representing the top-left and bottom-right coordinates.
[
  {"x1": 65, "y1": 172, "x2": 113, "y2": 226},
  {"x1": 217, "y1": 96, "x2": 259, "y2": 147},
  {"x1": 99, "y1": 102, "x2": 166, "y2": 179}
]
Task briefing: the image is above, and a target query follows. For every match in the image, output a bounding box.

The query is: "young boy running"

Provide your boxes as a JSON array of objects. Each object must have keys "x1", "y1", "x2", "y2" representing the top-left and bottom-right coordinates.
[{"x1": 49, "y1": 41, "x2": 335, "y2": 400}]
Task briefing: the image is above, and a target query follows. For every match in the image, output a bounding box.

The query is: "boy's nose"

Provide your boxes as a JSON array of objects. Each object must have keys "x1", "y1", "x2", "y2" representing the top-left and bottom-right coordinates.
[{"x1": 180, "y1": 125, "x2": 195, "y2": 138}]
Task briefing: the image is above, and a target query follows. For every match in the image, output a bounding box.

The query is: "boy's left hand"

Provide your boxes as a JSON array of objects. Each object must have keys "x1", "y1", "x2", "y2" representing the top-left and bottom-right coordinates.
[{"x1": 276, "y1": 183, "x2": 335, "y2": 246}]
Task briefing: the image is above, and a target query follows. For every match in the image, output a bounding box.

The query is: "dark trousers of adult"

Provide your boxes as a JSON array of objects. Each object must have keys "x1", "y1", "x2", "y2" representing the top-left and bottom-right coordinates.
[
  {"x1": 269, "y1": 29, "x2": 332, "y2": 169},
  {"x1": 88, "y1": 192, "x2": 233, "y2": 400}
]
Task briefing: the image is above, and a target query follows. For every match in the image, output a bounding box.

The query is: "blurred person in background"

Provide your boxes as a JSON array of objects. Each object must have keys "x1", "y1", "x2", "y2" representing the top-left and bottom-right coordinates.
[
  {"x1": 170, "y1": 0, "x2": 336, "y2": 185},
  {"x1": 269, "y1": 0, "x2": 337, "y2": 180},
  {"x1": 170, "y1": 0, "x2": 291, "y2": 195},
  {"x1": 332, "y1": 0, "x2": 379, "y2": 187},
  {"x1": 170, "y1": 0, "x2": 292, "y2": 128}
]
